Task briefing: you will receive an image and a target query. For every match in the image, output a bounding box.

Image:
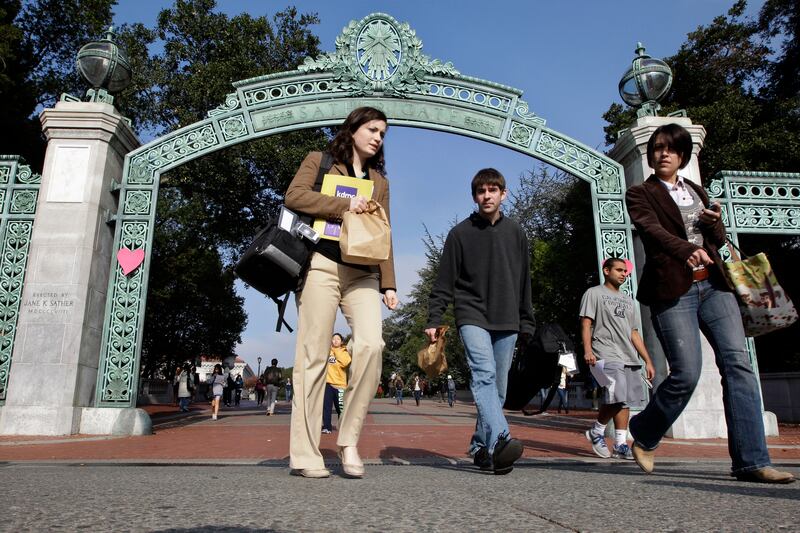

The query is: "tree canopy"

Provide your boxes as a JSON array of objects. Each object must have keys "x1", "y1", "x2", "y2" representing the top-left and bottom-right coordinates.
[{"x1": 2, "y1": 0, "x2": 329, "y2": 377}]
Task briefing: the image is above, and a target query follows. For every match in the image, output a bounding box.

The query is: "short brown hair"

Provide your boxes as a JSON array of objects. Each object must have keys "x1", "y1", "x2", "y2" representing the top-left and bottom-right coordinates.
[
  {"x1": 471, "y1": 168, "x2": 506, "y2": 197},
  {"x1": 602, "y1": 257, "x2": 625, "y2": 271},
  {"x1": 646, "y1": 123, "x2": 693, "y2": 170}
]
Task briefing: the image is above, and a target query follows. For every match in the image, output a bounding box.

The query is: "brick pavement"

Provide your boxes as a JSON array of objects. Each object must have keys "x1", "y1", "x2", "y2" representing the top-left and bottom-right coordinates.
[{"x1": 1, "y1": 397, "x2": 798, "y2": 463}]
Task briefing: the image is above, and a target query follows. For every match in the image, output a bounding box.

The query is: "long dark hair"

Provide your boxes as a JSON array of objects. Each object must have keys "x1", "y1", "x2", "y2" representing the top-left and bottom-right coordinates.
[
  {"x1": 213, "y1": 363, "x2": 223, "y2": 375},
  {"x1": 328, "y1": 106, "x2": 388, "y2": 175}
]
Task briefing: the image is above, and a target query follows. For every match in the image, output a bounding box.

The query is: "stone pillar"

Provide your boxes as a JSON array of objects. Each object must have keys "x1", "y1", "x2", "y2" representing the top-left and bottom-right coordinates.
[
  {"x1": 609, "y1": 115, "x2": 778, "y2": 438},
  {"x1": 0, "y1": 101, "x2": 151, "y2": 436}
]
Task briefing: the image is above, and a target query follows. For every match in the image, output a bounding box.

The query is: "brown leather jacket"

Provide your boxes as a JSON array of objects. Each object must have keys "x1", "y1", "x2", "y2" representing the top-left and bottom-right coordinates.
[
  {"x1": 625, "y1": 175, "x2": 727, "y2": 305},
  {"x1": 285, "y1": 151, "x2": 396, "y2": 291}
]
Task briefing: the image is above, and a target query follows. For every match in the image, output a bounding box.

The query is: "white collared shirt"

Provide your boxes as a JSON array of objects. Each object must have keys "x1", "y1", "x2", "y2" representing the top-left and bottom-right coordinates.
[{"x1": 658, "y1": 175, "x2": 695, "y2": 207}]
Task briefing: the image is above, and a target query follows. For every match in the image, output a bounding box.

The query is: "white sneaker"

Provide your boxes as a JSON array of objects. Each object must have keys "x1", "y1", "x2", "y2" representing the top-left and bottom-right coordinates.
[
  {"x1": 212, "y1": 414, "x2": 217, "y2": 420},
  {"x1": 585, "y1": 429, "x2": 611, "y2": 458}
]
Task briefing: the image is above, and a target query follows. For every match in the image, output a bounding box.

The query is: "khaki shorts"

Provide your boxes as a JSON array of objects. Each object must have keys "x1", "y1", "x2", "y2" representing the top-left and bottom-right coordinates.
[{"x1": 600, "y1": 361, "x2": 646, "y2": 408}]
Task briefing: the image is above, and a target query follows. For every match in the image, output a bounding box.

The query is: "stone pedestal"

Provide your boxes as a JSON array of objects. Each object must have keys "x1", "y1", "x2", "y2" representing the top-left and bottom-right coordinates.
[
  {"x1": 609, "y1": 115, "x2": 778, "y2": 438},
  {"x1": 0, "y1": 101, "x2": 151, "y2": 436}
]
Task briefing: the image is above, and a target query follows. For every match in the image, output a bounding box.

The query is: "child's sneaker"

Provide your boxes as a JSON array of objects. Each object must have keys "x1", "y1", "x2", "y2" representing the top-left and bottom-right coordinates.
[
  {"x1": 612, "y1": 443, "x2": 634, "y2": 460},
  {"x1": 585, "y1": 429, "x2": 611, "y2": 458}
]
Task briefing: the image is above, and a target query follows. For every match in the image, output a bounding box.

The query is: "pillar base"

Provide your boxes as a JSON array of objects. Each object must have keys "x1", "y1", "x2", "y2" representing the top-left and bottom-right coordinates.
[
  {"x1": 79, "y1": 407, "x2": 152, "y2": 435},
  {"x1": 667, "y1": 410, "x2": 778, "y2": 438},
  {"x1": 0, "y1": 406, "x2": 151, "y2": 436}
]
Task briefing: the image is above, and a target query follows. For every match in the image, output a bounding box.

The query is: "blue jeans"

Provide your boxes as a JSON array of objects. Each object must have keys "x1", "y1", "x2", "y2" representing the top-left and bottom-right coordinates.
[
  {"x1": 179, "y1": 397, "x2": 189, "y2": 411},
  {"x1": 447, "y1": 390, "x2": 455, "y2": 406},
  {"x1": 459, "y1": 325, "x2": 517, "y2": 455},
  {"x1": 629, "y1": 280, "x2": 771, "y2": 474},
  {"x1": 395, "y1": 388, "x2": 403, "y2": 404}
]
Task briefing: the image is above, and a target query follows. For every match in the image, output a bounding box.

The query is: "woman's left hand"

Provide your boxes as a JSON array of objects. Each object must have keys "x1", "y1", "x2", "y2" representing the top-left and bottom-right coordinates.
[{"x1": 382, "y1": 289, "x2": 398, "y2": 310}]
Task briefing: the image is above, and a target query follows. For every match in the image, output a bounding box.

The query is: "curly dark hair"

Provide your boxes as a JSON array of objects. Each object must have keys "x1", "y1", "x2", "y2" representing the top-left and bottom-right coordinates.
[{"x1": 327, "y1": 106, "x2": 388, "y2": 175}]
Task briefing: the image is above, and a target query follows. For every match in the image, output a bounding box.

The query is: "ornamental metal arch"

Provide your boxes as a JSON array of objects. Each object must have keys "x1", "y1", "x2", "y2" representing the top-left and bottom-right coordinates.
[
  {"x1": 95, "y1": 12, "x2": 634, "y2": 406},
  {"x1": 0, "y1": 156, "x2": 41, "y2": 403}
]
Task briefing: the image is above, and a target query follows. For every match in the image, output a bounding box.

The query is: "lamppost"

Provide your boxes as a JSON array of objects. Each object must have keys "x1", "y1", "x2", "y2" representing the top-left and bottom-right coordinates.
[
  {"x1": 72, "y1": 26, "x2": 132, "y2": 105},
  {"x1": 257, "y1": 356, "x2": 262, "y2": 377},
  {"x1": 618, "y1": 42, "x2": 673, "y2": 118}
]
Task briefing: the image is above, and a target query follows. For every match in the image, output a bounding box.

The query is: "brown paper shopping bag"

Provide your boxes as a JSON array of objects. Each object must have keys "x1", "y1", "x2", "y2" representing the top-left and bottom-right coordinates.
[
  {"x1": 339, "y1": 200, "x2": 391, "y2": 265},
  {"x1": 417, "y1": 326, "x2": 449, "y2": 379}
]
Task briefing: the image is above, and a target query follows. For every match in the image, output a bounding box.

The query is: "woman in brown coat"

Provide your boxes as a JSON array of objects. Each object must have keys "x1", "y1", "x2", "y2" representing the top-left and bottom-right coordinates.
[{"x1": 284, "y1": 107, "x2": 398, "y2": 479}]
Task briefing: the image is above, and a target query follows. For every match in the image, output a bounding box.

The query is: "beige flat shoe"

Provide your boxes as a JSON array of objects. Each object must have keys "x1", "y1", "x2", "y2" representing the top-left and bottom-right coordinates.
[
  {"x1": 338, "y1": 446, "x2": 365, "y2": 478},
  {"x1": 290, "y1": 468, "x2": 330, "y2": 478}
]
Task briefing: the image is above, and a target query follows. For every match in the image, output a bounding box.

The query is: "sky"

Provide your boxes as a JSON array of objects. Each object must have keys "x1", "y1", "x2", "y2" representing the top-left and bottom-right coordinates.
[{"x1": 111, "y1": 0, "x2": 765, "y2": 373}]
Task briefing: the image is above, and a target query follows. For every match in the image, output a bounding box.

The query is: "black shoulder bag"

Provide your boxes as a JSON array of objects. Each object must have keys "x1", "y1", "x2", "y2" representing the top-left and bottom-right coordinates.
[{"x1": 234, "y1": 153, "x2": 334, "y2": 332}]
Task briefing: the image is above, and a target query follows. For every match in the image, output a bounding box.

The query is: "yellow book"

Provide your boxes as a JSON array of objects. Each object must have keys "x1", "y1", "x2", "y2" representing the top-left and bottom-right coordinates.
[{"x1": 313, "y1": 174, "x2": 374, "y2": 241}]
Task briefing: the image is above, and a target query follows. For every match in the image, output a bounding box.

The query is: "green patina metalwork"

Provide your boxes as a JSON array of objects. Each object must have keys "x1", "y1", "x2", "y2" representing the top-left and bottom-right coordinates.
[
  {"x1": 0, "y1": 156, "x2": 41, "y2": 403},
  {"x1": 95, "y1": 12, "x2": 635, "y2": 406}
]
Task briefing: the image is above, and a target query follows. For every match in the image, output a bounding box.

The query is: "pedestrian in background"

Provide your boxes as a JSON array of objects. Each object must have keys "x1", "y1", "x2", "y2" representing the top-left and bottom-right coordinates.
[
  {"x1": 412, "y1": 373, "x2": 422, "y2": 406},
  {"x1": 255, "y1": 378, "x2": 266, "y2": 406},
  {"x1": 285, "y1": 377, "x2": 293, "y2": 404},
  {"x1": 263, "y1": 359, "x2": 283, "y2": 416},
  {"x1": 323, "y1": 333, "x2": 351, "y2": 434},
  {"x1": 394, "y1": 374, "x2": 404, "y2": 405},
  {"x1": 234, "y1": 374, "x2": 244, "y2": 407},
  {"x1": 208, "y1": 364, "x2": 225, "y2": 421},
  {"x1": 174, "y1": 363, "x2": 193, "y2": 413},
  {"x1": 447, "y1": 375, "x2": 456, "y2": 407},
  {"x1": 580, "y1": 257, "x2": 654, "y2": 460}
]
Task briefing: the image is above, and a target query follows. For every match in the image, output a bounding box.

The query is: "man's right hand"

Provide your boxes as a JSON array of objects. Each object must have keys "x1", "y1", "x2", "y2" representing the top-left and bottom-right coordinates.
[
  {"x1": 584, "y1": 351, "x2": 596, "y2": 366},
  {"x1": 424, "y1": 328, "x2": 438, "y2": 343}
]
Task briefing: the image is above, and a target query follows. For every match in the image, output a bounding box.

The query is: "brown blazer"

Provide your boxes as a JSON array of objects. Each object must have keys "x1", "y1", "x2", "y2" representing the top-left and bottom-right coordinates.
[
  {"x1": 284, "y1": 151, "x2": 396, "y2": 291},
  {"x1": 625, "y1": 174, "x2": 727, "y2": 305}
]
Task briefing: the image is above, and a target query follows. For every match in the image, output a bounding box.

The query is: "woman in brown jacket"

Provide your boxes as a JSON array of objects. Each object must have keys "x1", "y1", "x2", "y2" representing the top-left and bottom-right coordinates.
[{"x1": 284, "y1": 107, "x2": 398, "y2": 479}]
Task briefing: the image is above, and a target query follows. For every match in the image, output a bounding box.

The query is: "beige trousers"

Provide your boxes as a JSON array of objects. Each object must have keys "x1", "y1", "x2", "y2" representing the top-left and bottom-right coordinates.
[{"x1": 289, "y1": 253, "x2": 384, "y2": 470}]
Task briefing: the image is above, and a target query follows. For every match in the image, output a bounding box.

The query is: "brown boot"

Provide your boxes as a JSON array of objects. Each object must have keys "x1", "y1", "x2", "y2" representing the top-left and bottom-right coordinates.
[{"x1": 735, "y1": 467, "x2": 795, "y2": 484}]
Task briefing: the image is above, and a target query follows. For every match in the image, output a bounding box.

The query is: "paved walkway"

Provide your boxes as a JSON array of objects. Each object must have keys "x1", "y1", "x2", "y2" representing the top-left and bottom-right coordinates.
[{"x1": 1, "y1": 397, "x2": 799, "y2": 465}]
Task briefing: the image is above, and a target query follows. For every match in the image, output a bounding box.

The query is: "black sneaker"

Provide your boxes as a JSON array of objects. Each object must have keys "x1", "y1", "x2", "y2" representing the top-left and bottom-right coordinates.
[
  {"x1": 473, "y1": 447, "x2": 492, "y2": 471},
  {"x1": 492, "y1": 436, "x2": 523, "y2": 475}
]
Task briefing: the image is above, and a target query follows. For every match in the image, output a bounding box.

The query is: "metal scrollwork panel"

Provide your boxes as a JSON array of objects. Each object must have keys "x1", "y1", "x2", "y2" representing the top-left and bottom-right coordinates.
[
  {"x1": 536, "y1": 132, "x2": 621, "y2": 192},
  {"x1": 0, "y1": 221, "x2": 34, "y2": 400},
  {"x1": 9, "y1": 190, "x2": 38, "y2": 214},
  {"x1": 598, "y1": 199, "x2": 625, "y2": 224},
  {"x1": 122, "y1": 190, "x2": 152, "y2": 216},
  {"x1": 219, "y1": 114, "x2": 248, "y2": 141},
  {"x1": 127, "y1": 124, "x2": 219, "y2": 185},
  {"x1": 733, "y1": 205, "x2": 800, "y2": 231},
  {"x1": 97, "y1": 221, "x2": 148, "y2": 405}
]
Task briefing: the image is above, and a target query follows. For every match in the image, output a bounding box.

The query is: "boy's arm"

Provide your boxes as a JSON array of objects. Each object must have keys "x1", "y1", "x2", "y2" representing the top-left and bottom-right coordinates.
[
  {"x1": 580, "y1": 317, "x2": 596, "y2": 366},
  {"x1": 631, "y1": 329, "x2": 655, "y2": 380},
  {"x1": 425, "y1": 232, "x2": 460, "y2": 341}
]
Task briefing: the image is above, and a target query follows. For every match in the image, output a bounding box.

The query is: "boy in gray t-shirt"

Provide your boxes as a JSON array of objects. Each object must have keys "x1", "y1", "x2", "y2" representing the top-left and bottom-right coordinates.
[{"x1": 579, "y1": 258, "x2": 655, "y2": 460}]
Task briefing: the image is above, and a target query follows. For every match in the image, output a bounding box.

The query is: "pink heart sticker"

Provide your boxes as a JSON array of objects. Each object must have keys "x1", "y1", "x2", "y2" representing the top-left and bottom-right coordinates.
[
  {"x1": 623, "y1": 258, "x2": 634, "y2": 276},
  {"x1": 117, "y1": 248, "x2": 145, "y2": 276}
]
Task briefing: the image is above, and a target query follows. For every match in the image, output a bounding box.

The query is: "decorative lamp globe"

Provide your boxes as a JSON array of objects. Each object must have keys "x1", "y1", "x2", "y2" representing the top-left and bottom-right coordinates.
[
  {"x1": 618, "y1": 43, "x2": 672, "y2": 117},
  {"x1": 76, "y1": 26, "x2": 132, "y2": 100}
]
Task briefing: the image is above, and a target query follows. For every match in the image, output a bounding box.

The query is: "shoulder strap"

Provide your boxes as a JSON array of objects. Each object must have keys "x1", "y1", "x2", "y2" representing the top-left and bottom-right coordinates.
[
  {"x1": 314, "y1": 152, "x2": 335, "y2": 192},
  {"x1": 272, "y1": 152, "x2": 335, "y2": 333}
]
